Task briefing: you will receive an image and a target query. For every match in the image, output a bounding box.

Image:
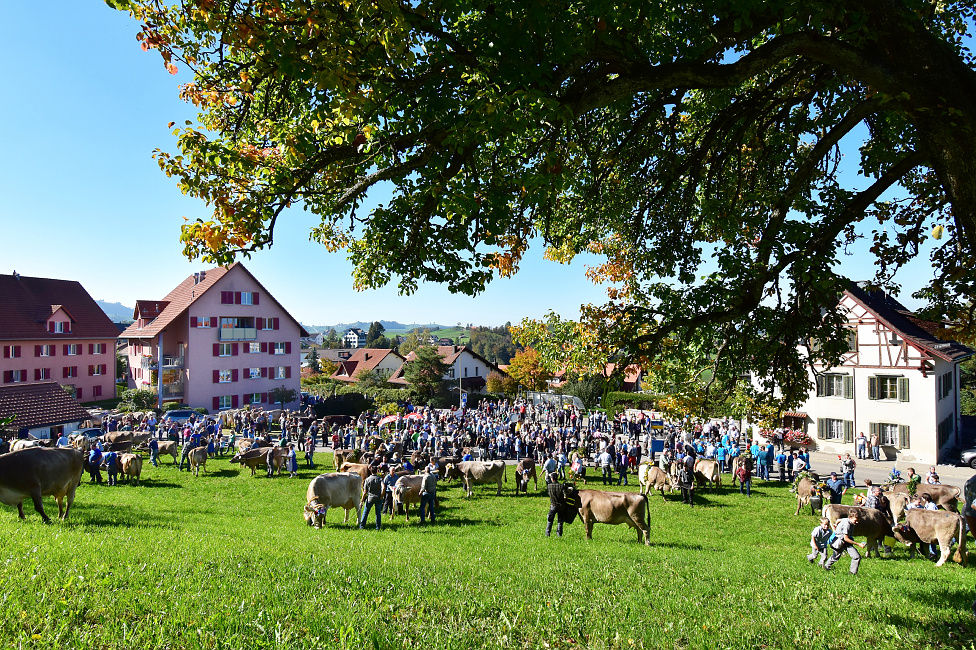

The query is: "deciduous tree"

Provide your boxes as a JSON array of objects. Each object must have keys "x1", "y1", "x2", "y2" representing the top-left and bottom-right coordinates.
[
  {"x1": 507, "y1": 348, "x2": 552, "y2": 392},
  {"x1": 402, "y1": 345, "x2": 450, "y2": 403},
  {"x1": 111, "y1": 0, "x2": 976, "y2": 407}
]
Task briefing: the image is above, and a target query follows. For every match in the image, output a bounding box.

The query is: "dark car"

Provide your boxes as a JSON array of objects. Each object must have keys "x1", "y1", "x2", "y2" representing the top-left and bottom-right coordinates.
[
  {"x1": 164, "y1": 410, "x2": 195, "y2": 425},
  {"x1": 76, "y1": 428, "x2": 103, "y2": 441},
  {"x1": 960, "y1": 448, "x2": 976, "y2": 470}
]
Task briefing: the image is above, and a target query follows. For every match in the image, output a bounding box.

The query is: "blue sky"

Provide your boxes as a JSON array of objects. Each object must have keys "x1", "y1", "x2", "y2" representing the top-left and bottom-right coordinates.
[{"x1": 0, "y1": 2, "x2": 940, "y2": 327}]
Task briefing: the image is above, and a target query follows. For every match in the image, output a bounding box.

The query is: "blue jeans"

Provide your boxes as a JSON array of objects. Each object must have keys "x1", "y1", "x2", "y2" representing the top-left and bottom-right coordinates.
[
  {"x1": 360, "y1": 500, "x2": 382, "y2": 530},
  {"x1": 419, "y1": 493, "x2": 436, "y2": 523},
  {"x1": 844, "y1": 471, "x2": 855, "y2": 488},
  {"x1": 739, "y1": 479, "x2": 751, "y2": 497},
  {"x1": 872, "y1": 445, "x2": 880, "y2": 461},
  {"x1": 617, "y1": 468, "x2": 628, "y2": 485}
]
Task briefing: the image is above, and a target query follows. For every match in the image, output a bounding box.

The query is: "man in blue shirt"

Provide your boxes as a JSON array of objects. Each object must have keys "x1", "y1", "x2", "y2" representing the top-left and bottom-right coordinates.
[{"x1": 825, "y1": 472, "x2": 847, "y2": 504}]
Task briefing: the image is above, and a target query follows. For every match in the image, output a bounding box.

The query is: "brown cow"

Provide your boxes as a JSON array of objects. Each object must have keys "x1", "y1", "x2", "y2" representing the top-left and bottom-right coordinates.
[
  {"x1": 794, "y1": 477, "x2": 829, "y2": 515},
  {"x1": 890, "y1": 483, "x2": 961, "y2": 512},
  {"x1": 157, "y1": 441, "x2": 178, "y2": 464},
  {"x1": 188, "y1": 447, "x2": 208, "y2": 477},
  {"x1": 639, "y1": 464, "x2": 675, "y2": 498},
  {"x1": 446, "y1": 461, "x2": 507, "y2": 497},
  {"x1": 338, "y1": 462, "x2": 371, "y2": 484},
  {"x1": 119, "y1": 453, "x2": 143, "y2": 486},
  {"x1": 694, "y1": 459, "x2": 721, "y2": 490},
  {"x1": 515, "y1": 459, "x2": 538, "y2": 495},
  {"x1": 304, "y1": 473, "x2": 362, "y2": 528},
  {"x1": 823, "y1": 505, "x2": 890, "y2": 558},
  {"x1": 0, "y1": 447, "x2": 84, "y2": 522},
  {"x1": 890, "y1": 508, "x2": 968, "y2": 566},
  {"x1": 391, "y1": 475, "x2": 425, "y2": 522},
  {"x1": 334, "y1": 449, "x2": 362, "y2": 470},
  {"x1": 883, "y1": 491, "x2": 911, "y2": 523},
  {"x1": 576, "y1": 489, "x2": 650, "y2": 545},
  {"x1": 230, "y1": 447, "x2": 272, "y2": 476}
]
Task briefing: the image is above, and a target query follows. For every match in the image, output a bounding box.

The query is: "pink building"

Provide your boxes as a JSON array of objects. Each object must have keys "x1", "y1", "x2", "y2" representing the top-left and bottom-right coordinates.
[
  {"x1": 120, "y1": 263, "x2": 307, "y2": 412},
  {"x1": 0, "y1": 272, "x2": 119, "y2": 403}
]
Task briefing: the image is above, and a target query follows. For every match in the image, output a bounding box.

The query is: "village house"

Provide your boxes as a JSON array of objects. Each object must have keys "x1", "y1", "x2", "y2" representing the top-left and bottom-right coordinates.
[
  {"x1": 0, "y1": 381, "x2": 94, "y2": 439},
  {"x1": 330, "y1": 348, "x2": 406, "y2": 383},
  {"x1": 788, "y1": 282, "x2": 973, "y2": 464},
  {"x1": 388, "y1": 345, "x2": 504, "y2": 395},
  {"x1": 120, "y1": 263, "x2": 306, "y2": 412},
  {"x1": 344, "y1": 328, "x2": 366, "y2": 348},
  {"x1": 0, "y1": 272, "x2": 120, "y2": 403}
]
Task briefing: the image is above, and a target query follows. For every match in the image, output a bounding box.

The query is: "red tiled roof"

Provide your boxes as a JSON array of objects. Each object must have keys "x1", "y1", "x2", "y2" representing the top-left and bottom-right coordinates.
[
  {"x1": 0, "y1": 381, "x2": 93, "y2": 430},
  {"x1": 0, "y1": 274, "x2": 121, "y2": 341},
  {"x1": 120, "y1": 263, "x2": 308, "y2": 340},
  {"x1": 330, "y1": 348, "x2": 405, "y2": 383},
  {"x1": 134, "y1": 300, "x2": 170, "y2": 320}
]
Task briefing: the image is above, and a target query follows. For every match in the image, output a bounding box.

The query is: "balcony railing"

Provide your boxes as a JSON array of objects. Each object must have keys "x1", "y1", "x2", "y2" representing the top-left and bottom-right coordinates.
[
  {"x1": 219, "y1": 327, "x2": 257, "y2": 341},
  {"x1": 140, "y1": 356, "x2": 184, "y2": 370},
  {"x1": 161, "y1": 382, "x2": 184, "y2": 398}
]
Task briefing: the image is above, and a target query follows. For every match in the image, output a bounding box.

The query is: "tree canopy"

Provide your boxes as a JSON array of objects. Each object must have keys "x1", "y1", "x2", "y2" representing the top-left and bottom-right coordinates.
[{"x1": 112, "y1": 0, "x2": 976, "y2": 407}]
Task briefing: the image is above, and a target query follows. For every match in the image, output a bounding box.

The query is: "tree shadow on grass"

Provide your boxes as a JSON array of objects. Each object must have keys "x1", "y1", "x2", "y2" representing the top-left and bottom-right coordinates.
[
  {"x1": 65, "y1": 504, "x2": 177, "y2": 529},
  {"x1": 125, "y1": 480, "x2": 182, "y2": 489}
]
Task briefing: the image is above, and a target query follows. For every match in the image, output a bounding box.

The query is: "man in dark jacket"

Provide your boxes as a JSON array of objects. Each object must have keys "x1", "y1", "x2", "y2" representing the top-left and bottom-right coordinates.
[
  {"x1": 360, "y1": 468, "x2": 384, "y2": 530},
  {"x1": 545, "y1": 472, "x2": 580, "y2": 537}
]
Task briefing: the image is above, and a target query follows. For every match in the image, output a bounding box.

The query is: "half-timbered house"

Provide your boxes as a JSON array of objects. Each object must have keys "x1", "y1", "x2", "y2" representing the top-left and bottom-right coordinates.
[{"x1": 790, "y1": 282, "x2": 972, "y2": 464}]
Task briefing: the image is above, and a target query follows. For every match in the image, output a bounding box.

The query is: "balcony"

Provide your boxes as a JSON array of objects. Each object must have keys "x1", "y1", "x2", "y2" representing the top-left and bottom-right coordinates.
[
  {"x1": 219, "y1": 327, "x2": 257, "y2": 341},
  {"x1": 139, "y1": 356, "x2": 184, "y2": 370},
  {"x1": 160, "y1": 382, "x2": 184, "y2": 398}
]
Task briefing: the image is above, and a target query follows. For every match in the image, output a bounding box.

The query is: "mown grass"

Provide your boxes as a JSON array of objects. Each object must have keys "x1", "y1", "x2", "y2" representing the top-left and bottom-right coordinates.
[{"x1": 0, "y1": 453, "x2": 972, "y2": 650}]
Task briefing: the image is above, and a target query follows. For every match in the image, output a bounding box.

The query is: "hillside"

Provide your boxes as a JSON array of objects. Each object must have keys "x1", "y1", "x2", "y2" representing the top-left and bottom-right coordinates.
[
  {"x1": 96, "y1": 299, "x2": 134, "y2": 323},
  {"x1": 303, "y1": 321, "x2": 447, "y2": 334}
]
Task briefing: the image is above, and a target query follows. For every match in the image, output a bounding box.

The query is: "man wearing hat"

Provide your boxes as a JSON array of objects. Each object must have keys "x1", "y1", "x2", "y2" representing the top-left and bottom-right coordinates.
[{"x1": 825, "y1": 472, "x2": 847, "y2": 505}]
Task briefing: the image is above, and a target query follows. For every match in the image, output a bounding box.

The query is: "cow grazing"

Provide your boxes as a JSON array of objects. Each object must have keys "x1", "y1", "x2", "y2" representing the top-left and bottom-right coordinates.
[
  {"x1": 0, "y1": 447, "x2": 84, "y2": 522},
  {"x1": 576, "y1": 489, "x2": 650, "y2": 545},
  {"x1": 639, "y1": 464, "x2": 675, "y2": 498},
  {"x1": 890, "y1": 483, "x2": 961, "y2": 512},
  {"x1": 338, "y1": 462, "x2": 371, "y2": 484},
  {"x1": 694, "y1": 459, "x2": 721, "y2": 490},
  {"x1": 890, "y1": 508, "x2": 968, "y2": 567},
  {"x1": 823, "y1": 505, "x2": 890, "y2": 558},
  {"x1": 230, "y1": 447, "x2": 273, "y2": 476},
  {"x1": 515, "y1": 459, "x2": 538, "y2": 495},
  {"x1": 119, "y1": 453, "x2": 143, "y2": 486},
  {"x1": 156, "y1": 441, "x2": 179, "y2": 464},
  {"x1": 188, "y1": 448, "x2": 208, "y2": 477},
  {"x1": 391, "y1": 475, "x2": 425, "y2": 522},
  {"x1": 447, "y1": 461, "x2": 507, "y2": 497},
  {"x1": 794, "y1": 478, "x2": 828, "y2": 515},
  {"x1": 304, "y1": 473, "x2": 363, "y2": 528}
]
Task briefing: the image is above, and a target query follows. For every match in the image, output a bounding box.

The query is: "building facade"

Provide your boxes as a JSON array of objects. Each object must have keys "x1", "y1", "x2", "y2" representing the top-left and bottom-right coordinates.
[
  {"x1": 344, "y1": 328, "x2": 366, "y2": 348},
  {"x1": 389, "y1": 345, "x2": 503, "y2": 395},
  {"x1": 791, "y1": 283, "x2": 972, "y2": 464},
  {"x1": 331, "y1": 348, "x2": 406, "y2": 383},
  {"x1": 120, "y1": 263, "x2": 306, "y2": 412},
  {"x1": 0, "y1": 273, "x2": 119, "y2": 403}
]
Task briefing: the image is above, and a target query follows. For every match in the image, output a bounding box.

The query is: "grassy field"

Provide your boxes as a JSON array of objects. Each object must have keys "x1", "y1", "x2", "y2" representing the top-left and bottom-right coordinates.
[{"x1": 0, "y1": 452, "x2": 972, "y2": 650}]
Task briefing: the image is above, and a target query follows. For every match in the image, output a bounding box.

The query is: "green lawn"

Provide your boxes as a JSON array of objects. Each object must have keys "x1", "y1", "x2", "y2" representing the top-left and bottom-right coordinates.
[{"x1": 0, "y1": 454, "x2": 971, "y2": 649}]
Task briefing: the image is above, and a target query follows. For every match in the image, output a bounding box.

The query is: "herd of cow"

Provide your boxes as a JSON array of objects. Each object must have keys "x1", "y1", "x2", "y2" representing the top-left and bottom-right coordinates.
[{"x1": 0, "y1": 432, "x2": 971, "y2": 570}]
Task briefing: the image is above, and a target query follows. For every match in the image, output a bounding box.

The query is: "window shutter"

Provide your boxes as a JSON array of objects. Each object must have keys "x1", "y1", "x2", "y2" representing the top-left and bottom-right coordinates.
[
  {"x1": 253, "y1": 293, "x2": 259, "y2": 305},
  {"x1": 843, "y1": 420, "x2": 853, "y2": 443},
  {"x1": 89, "y1": 344, "x2": 94, "y2": 355},
  {"x1": 213, "y1": 396, "x2": 220, "y2": 410},
  {"x1": 898, "y1": 377, "x2": 910, "y2": 402},
  {"x1": 260, "y1": 367, "x2": 268, "y2": 378},
  {"x1": 232, "y1": 343, "x2": 239, "y2": 356},
  {"x1": 285, "y1": 366, "x2": 291, "y2": 379},
  {"x1": 867, "y1": 376, "x2": 878, "y2": 400},
  {"x1": 261, "y1": 342, "x2": 268, "y2": 353},
  {"x1": 232, "y1": 369, "x2": 239, "y2": 382},
  {"x1": 817, "y1": 418, "x2": 825, "y2": 438},
  {"x1": 285, "y1": 342, "x2": 291, "y2": 354},
  {"x1": 221, "y1": 291, "x2": 232, "y2": 304},
  {"x1": 898, "y1": 425, "x2": 910, "y2": 449},
  {"x1": 213, "y1": 370, "x2": 220, "y2": 384},
  {"x1": 48, "y1": 322, "x2": 55, "y2": 333},
  {"x1": 937, "y1": 375, "x2": 943, "y2": 400},
  {"x1": 62, "y1": 367, "x2": 69, "y2": 379},
  {"x1": 76, "y1": 388, "x2": 82, "y2": 399},
  {"x1": 2, "y1": 371, "x2": 9, "y2": 383},
  {"x1": 213, "y1": 344, "x2": 220, "y2": 357},
  {"x1": 235, "y1": 292, "x2": 241, "y2": 304},
  {"x1": 62, "y1": 345, "x2": 68, "y2": 355},
  {"x1": 2, "y1": 346, "x2": 7, "y2": 359},
  {"x1": 50, "y1": 346, "x2": 55, "y2": 357},
  {"x1": 843, "y1": 375, "x2": 853, "y2": 399},
  {"x1": 273, "y1": 318, "x2": 280, "y2": 330},
  {"x1": 35, "y1": 345, "x2": 42, "y2": 357},
  {"x1": 207, "y1": 317, "x2": 215, "y2": 328},
  {"x1": 261, "y1": 392, "x2": 268, "y2": 403},
  {"x1": 257, "y1": 317, "x2": 264, "y2": 330},
  {"x1": 88, "y1": 365, "x2": 94, "y2": 376},
  {"x1": 34, "y1": 369, "x2": 40, "y2": 381},
  {"x1": 815, "y1": 375, "x2": 825, "y2": 397},
  {"x1": 191, "y1": 317, "x2": 198, "y2": 328},
  {"x1": 869, "y1": 422, "x2": 879, "y2": 443},
  {"x1": 232, "y1": 395, "x2": 239, "y2": 408}
]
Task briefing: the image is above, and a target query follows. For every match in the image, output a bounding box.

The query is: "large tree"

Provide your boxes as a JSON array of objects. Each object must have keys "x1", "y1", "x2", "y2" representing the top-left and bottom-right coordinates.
[
  {"x1": 402, "y1": 345, "x2": 451, "y2": 403},
  {"x1": 111, "y1": 0, "x2": 976, "y2": 406}
]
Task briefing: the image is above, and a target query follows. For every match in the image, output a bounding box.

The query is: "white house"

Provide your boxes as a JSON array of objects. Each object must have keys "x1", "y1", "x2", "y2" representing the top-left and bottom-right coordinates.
[
  {"x1": 789, "y1": 282, "x2": 972, "y2": 464},
  {"x1": 389, "y1": 345, "x2": 504, "y2": 395},
  {"x1": 344, "y1": 328, "x2": 366, "y2": 348}
]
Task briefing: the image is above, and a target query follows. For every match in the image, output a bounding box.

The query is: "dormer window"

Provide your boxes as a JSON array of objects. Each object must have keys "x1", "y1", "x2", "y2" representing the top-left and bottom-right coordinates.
[{"x1": 49, "y1": 321, "x2": 70, "y2": 334}]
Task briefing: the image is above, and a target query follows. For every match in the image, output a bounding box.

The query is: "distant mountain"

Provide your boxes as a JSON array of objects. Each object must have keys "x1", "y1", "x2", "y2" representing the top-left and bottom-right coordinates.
[
  {"x1": 302, "y1": 321, "x2": 447, "y2": 334},
  {"x1": 96, "y1": 299, "x2": 134, "y2": 323}
]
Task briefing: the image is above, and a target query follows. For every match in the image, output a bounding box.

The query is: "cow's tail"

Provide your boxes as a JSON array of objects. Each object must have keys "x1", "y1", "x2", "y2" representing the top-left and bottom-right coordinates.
[
  {"x1": 954, "y1": 514, "x2": 968, "y2": 566},
  {"x1": 643, "y1": 493, "x2": 650, "y2": 527},
  {"x1": 504, "y1": 463, "x2": 508, "y2": 483}
]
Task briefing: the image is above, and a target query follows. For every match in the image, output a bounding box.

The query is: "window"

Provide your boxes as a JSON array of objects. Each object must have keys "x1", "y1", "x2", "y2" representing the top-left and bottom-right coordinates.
[
  {"x1": 218, "y1": 343, "x2": 232, "y2": 357},
  {"x1": 870, "y1": 422, "x2": 909, "y2": 448},
  {"x1": 446, "y1": 367, "x2": 455, "y2": 379},
  {"x1": 937, "y1": 416, "x2": 954, "y2": 448},
  {"x1": 939, "y1": 371, "x2": 954, "y2": 400},
  {"x1": 249, "y1": 393, "x2": 262, "y2": 404},
  {"x1": 249, "y1": 368, "x2": 261, "y2": 379},
  {"x1": 3, "y1": 345, "x2": 21, "y2": 359},
  {"x1": 53, "y1": 321, "x2": 67, "y2": 333},
  {"x1": 34, "y1": 368, "x2": 51, "y2": 380},
  {"x1": 90, "y1": 343, "x2": 106, "y2": 355},
  {"x1": 276, "y1": 366, "x2": 286, "y2": 379},
  {"x1": 249, "y1": 342, "x2": 261, "y2": 354},
  {"x1": 35, "y1": 345, "x2": 54, "y2": 357},
  {"x1": 63, "y1": 366, "x2": 78, "y2": 378},
  {"x1": 65, "y1": 344, "x2": 80, "y2": 356},
  {"x1": 221, "y1": 291, "x2": 259, "y2": 305},
  {"x1": 816, "y1": 373, "x2": 852, "y2": 398},
  {"x1": 89, "y1": 364, "x2": 106, "y2": 376},
  {"x1": 4, "y1": 370, "x2": 26, "y2": 383},
  {"x1": 218, "y1": 395, "x2": 233, "y2": 409},
  {"x1": 274, "y1": 342, "x2": 286, "y2": 355},
  {"x1": 219, "y1": 370, "x2": 232, "y2": 383},
  {"x1": 240, "y1": 292, "x2": 253, "y2": 305},
  {"x1": 464, "y1": 367, "x2": 468, "y2": 377},
  {"x1": 817, "y1": 418, "x2": 852, "y2": 442},
  {"x1": 261, "y1": 317, "x2": 279, "y2": 331},
  {"x1": 93, "y1": 385, "x2": 102, "y2": 398},
  {"x1": 868, "y1": 375, "x2": 908, "y2": 401},
  {"x1": 219, "y1": 317, "x2": 256, "y2": 341}
]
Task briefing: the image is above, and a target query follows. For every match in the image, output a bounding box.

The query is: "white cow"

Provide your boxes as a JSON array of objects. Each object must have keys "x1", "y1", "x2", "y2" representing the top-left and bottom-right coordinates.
[{"x1": 304, "y1": 473, "x2": 363, "y2": 528}]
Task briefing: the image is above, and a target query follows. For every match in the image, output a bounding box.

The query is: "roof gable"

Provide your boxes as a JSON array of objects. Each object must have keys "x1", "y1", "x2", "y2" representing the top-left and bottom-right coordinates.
[
  {"x1": 0, "y1": 274, "x2": 120, "y2": 341},
  {"x1": 0, "y1": 381, "x2": 92, "y2": 430}
]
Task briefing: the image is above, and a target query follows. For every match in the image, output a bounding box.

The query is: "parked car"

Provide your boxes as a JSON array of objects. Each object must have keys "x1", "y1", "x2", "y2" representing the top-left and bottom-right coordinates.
[
  {"x1": 76, "y1": 428, "x2": 103, "y2": 441},
  {"x1": 164, "y1": 410, "x2": 195, "y2": 424},
  {"x1": 959, "y1": 447, "x2": 976, "y2": 470}
]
